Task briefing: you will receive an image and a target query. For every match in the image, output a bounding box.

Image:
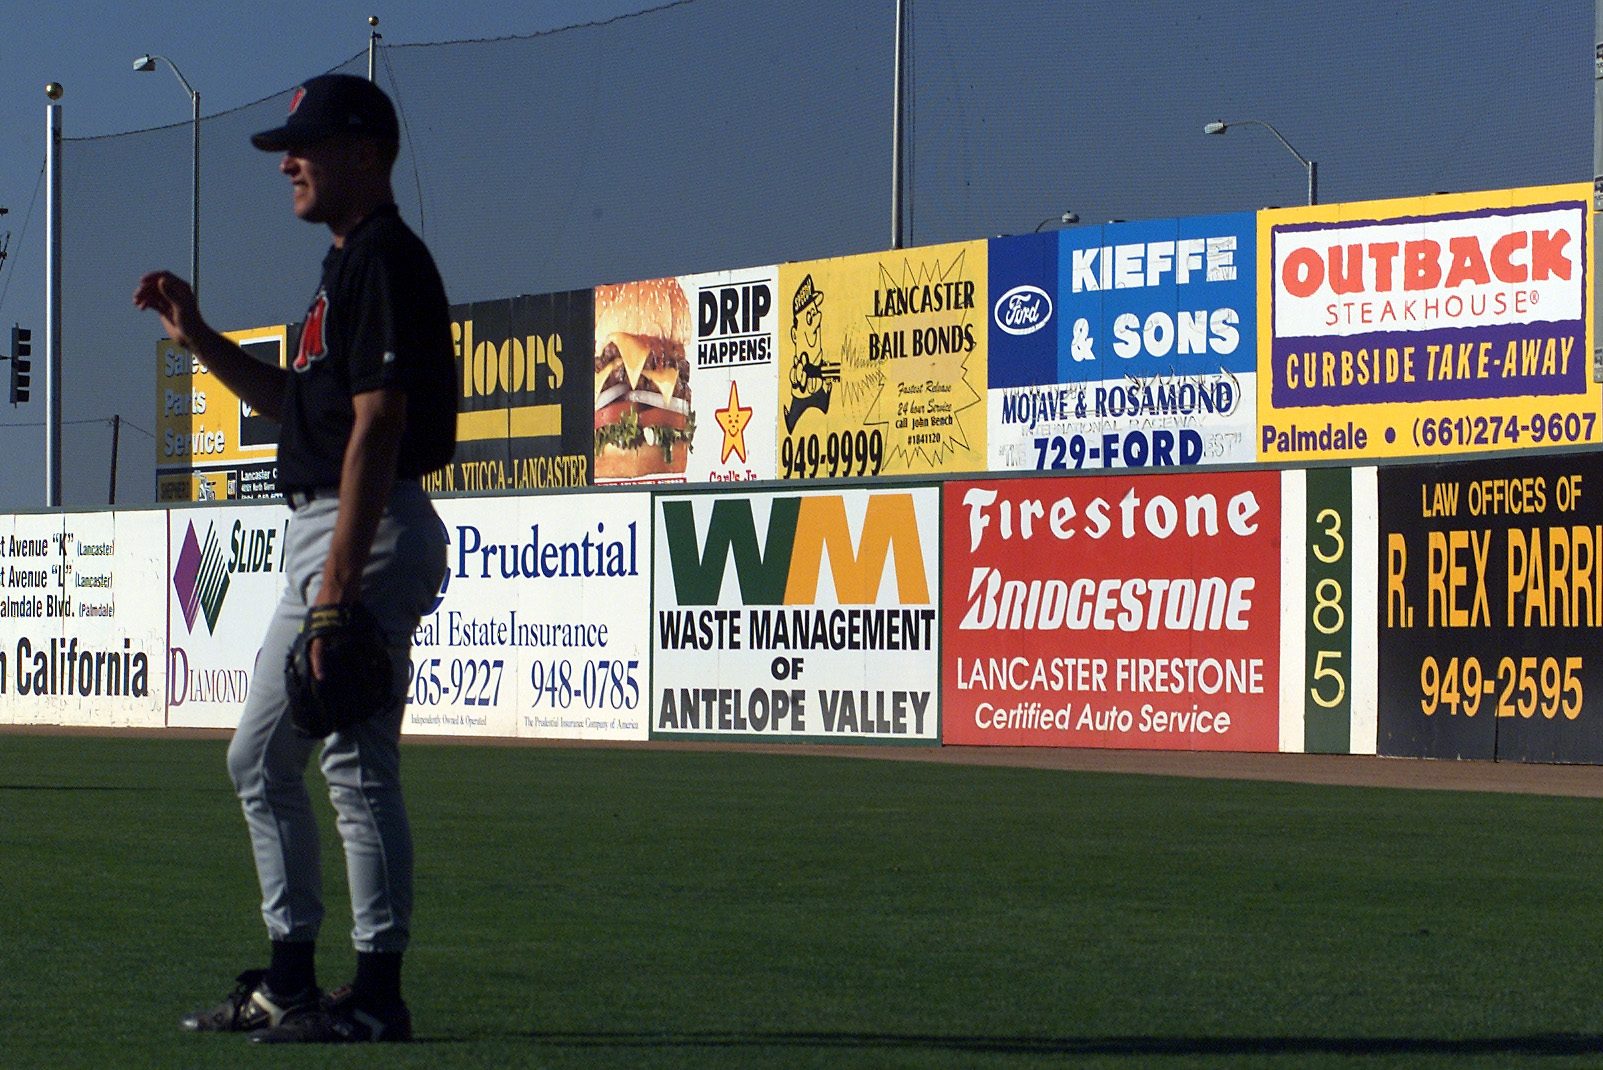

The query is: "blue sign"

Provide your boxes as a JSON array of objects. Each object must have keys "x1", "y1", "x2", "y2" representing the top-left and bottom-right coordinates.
[
  {"x1": 987, "y1": 232, "x2": 1059, "y2": 389},
  {"x1": 1055, "y1": 212, "x2": 1256, "y2": 383}
]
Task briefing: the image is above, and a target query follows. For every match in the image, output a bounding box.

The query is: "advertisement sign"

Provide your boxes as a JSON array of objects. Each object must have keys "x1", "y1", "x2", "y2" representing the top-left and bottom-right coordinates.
[
  {"x1": 1297, "y1": 468, "x2": 1364, "y2": 753},
  {"x1": 777, "y1": 242, "x2": 987, "y2": 478},
  {"x1": 988, "y1": 215, "x2": 1257, "y2": 473},
  {"x1": 683, "y1": 268, "x2": 778, "y2": 483},
  {"x1": 1377, "y1": 453, "x2": 1603, "y2": 762},
  {"x1": 652, "y1": 485, "x2": 941, "y2": 742},
  {"x1": 0, "y1": 510, "x2": 163, "y2": 727},
  {"x1": 1277, "y1": 467, "x2": 1380, "y2": 756},
  {"x1": 943, "y1": 471, "x2": 1281, "y2": 750},
  {"x1": 155, "y1": 326, "x2": 287, "y2": 502},
  {"x1": 166, "y1": 502, "x2": 292, "y2": 729},
  {"x1": 413, "y1": 493, "x2": 650, "y2": 740},
  {"x1": 591, "y1": 276, "x2": 691, "y2": 484},
  {"x1": 426, "y1": 292, "x2": 594, "y2": 495},
  {"x1": 1259, "y1": 184, "x2": 1597, "y2": 461}
]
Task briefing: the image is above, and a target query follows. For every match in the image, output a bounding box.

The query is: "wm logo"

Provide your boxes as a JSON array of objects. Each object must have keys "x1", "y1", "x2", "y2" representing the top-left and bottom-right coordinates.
[{"x1": 660, "y1": 493, "x2": 930, "y2": 606}]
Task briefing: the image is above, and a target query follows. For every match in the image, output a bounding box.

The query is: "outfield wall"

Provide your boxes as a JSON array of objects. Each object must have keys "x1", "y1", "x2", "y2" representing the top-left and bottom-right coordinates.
[
  {"x1": 155, "y1": 183, "x2": 1598, "y2": 500},
  {"x1": 21, "y1": 180, "x2": 1600, "y2": 760},
  {"x1": 3, "y1": 447, "x2": 1602, "y2": 763}
]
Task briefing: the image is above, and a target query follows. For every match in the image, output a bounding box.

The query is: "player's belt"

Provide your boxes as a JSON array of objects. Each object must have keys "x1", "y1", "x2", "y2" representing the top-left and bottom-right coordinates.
[{"x1": 284, "y1": 486, "x2": 338, "y2": 511}]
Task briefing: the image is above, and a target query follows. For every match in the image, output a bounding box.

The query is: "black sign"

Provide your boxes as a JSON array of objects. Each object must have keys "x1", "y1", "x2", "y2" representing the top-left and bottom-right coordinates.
[
  {"x1": 237, "y1": 335, "x2": 283, "y2": 450},
  {"x1": 425, "y1": 290, "x2": 594, "y2": 495},
  {"x1": 1378, "y1": 452, "x2": 1603, "y2": 763}
]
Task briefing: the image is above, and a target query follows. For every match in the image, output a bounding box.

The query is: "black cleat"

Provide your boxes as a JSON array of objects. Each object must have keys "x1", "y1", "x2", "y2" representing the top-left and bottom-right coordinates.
[
  {"x1": 179, "y1": 969, "x2": 318, "y2": 1033},
  {"x1": 251, "y1": 986, "x2": 412, "y2": 1044}
]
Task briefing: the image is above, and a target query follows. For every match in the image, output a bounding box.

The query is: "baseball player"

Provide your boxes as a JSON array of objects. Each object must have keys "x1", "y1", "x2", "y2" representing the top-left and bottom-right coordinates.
[{"x1": 134, "y1": 73, "x2": 455, "y2": 1044}]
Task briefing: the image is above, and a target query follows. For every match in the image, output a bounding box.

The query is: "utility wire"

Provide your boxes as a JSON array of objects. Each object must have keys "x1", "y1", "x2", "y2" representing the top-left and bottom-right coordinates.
[
  {"x1": 0, "y1": 417, "x2": 140, "y2": 431},
  {"x1": 64, "y1": 0, "x2": 706, "y2": 142},
  {"x1": 111, "y1": 416, "x2": 156, "y2": 440},
  {"x1": 0, "y1": 160, "x2": 45, "y2": 321},
  {"x1": 395, "y1": 0, "x2": 700, "y2": 49},
  {"x1": 379, "y1": 46, "x2": 428, "y2": 242}
]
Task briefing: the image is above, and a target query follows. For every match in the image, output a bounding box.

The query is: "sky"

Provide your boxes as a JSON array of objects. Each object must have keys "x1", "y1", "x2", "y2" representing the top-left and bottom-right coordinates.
[
  {"x1": 0, "y1": 0, "x2": 652, "y2": 310},
  {"x1": 0, "y1": 1, "x2": 1591, "y2": 510},
  {"x1": 0, "y1": 0, "x2": 652, "y2": 506}
]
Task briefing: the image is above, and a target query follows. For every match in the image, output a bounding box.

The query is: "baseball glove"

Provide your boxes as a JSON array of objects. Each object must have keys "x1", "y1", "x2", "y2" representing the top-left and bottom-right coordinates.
[{"x1": 284, "y1": 603, "x2": 397, "y2": 738}]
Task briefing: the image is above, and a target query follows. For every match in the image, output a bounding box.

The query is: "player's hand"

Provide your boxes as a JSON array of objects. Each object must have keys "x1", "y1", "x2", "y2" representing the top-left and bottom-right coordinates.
[
  {"x1": 133, "y1": 270, "x2": 206, "y2": 351},
  {"x1": 309, "y1": 586, "x2": 351, "y2": 682}
]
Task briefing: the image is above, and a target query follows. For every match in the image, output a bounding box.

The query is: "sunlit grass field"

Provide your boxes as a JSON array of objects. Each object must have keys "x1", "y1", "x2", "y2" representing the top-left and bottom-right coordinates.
[{"x1": 1, "y1": 734, "x2": 1598, "y2": 1068}]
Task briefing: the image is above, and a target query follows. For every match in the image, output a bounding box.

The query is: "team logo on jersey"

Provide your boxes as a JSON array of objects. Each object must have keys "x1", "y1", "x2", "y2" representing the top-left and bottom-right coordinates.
[{"x1": 293, "y1": 289, "x2": 329, "y2": 371}]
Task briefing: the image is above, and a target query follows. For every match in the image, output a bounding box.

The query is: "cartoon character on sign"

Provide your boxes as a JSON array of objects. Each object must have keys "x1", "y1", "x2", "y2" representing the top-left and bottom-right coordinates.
[
  {"x1": 714, "y1": 380, "x2": 753, "y2": 464},
  {"x1": 784, "y1": 274, "x2": 841, "y2": 432}
]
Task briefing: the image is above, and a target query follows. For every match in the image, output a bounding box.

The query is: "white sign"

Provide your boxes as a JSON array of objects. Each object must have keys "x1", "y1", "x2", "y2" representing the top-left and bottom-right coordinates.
[
  {"x1": 652, "y1": 486, "x2": 941, "y2": 742},
  {"x1": 166, "y1": 502, "x2": 291, "y2": 729},
  {"x1": 0, "y1": 509, "x2": 164, "y2": 727},
  {"x1": 411, "y1": 492, "x2": 651, "y2": 740},
  {"x1": 1272, "y1": 207, "x2": 1584, "y2": 339},
  {"x1": 684, "y1": 268, "x2": 779, "y2": 483}
]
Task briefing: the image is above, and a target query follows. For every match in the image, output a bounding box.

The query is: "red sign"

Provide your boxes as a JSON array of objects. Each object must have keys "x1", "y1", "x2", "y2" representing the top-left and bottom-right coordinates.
[{"x1": 942, "y1": 471, "x2": 1282, "y2": 750}]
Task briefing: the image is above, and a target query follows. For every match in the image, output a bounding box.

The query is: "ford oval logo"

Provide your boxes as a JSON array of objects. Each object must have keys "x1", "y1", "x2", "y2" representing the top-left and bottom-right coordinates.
[{"x1": 993, "y1": 285, "x2": 1053, "y2": 336}]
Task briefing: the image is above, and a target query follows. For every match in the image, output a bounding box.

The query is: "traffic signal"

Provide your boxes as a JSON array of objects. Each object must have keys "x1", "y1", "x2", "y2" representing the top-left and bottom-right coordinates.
[{"x1": 9, "y1": 325, "x2": 30, "y2": 404}]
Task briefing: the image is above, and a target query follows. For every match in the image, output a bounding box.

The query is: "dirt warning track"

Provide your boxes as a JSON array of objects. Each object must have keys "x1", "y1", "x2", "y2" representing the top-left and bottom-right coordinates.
[{"x1": 4, "y1": 724, "x2": 1601, "y2": 799}]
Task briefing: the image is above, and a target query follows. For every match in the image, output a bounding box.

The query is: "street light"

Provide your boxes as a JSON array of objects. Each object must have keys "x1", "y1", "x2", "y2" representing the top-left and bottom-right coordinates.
[
  {"x1": 1034, "y1": 210, "x2": 1080, "y2": 233},
  {"x1": 134, "y1": 54, "x2": 200, "y2": 295},
  {"x1": 1204, "y1": 119, "x2": 1318, "y2": 205}
]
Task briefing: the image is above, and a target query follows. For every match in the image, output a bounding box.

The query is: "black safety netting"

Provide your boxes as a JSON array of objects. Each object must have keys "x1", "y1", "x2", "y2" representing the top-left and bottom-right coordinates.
[{"x1": 3, "y1": 0, "x2": 1585, "y2": 505}]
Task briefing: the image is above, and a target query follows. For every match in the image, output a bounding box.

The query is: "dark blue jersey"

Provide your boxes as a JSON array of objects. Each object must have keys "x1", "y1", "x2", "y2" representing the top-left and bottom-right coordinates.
[{"x1": 278, "y1": 204, "x2": 456, "y2": 491}]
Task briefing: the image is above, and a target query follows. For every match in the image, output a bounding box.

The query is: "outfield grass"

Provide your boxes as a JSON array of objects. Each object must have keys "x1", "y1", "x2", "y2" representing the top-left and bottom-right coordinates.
[{"x1": 0, "y1": 735, "x2": 1598, "y2": 1069}]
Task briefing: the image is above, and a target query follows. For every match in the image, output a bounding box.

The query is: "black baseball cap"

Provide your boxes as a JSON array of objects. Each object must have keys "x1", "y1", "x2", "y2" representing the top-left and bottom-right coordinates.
[{"x1": 250, "y1": 74, "x2": 399, "y2": 152}]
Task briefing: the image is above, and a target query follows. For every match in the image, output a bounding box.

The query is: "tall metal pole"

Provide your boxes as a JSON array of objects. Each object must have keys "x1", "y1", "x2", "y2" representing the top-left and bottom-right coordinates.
[
  {"x1": 1593, "y1": 0, "x2": 1602, "y2": 380},
  {"x1": 190, "y1": 87, "x2": 200, "y2": 297},
  {"x1": 134, "y1": 57, "x2": 200, "y2": 292},
  {"x1": 45, "y1": 85, "x2": 63, "y2": 509},
  {"x1": 1204, "y1": 119, "x2": 1316, "y2": 206},
  {"x1": 891, "y1": 0, "x2": 905, "y2": 249},
  {"x1": 1596, "y1": 0, "x2": 1603, "y2": 212},
  {"x1": 368, "y1": 16, "x2": 381, "y2": 81}
]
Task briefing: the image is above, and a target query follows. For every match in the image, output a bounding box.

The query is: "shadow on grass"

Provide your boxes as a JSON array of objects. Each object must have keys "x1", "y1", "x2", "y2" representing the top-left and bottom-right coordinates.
[
  {"x1": 528, "y1": 1031, "x2": 1603, "y2": 1058},
  {"x1": 0, "y1": 784, "x2": 144, "y2": 791}
]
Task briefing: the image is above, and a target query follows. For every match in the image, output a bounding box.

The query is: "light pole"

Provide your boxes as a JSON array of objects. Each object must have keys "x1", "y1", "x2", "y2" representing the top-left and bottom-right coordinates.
[
  {"x1": 1204, "y1": 119, "x2": 1317, "y2": 206},
  {"x1": 134, "y1": 54, "x2": 200, "y2": 295},
  {"x1": 368, "y1": 16, "x2": 383, "y2": 81},
  {"x1": 1034, "y1": 210, "x2": 1080, "y2": 233},
  {"x1": 891, "y1": 0, "x2": 906, "y2": 249},
  {"x1": 45, "y1": 82, "x2": 63, "y2": 507}
]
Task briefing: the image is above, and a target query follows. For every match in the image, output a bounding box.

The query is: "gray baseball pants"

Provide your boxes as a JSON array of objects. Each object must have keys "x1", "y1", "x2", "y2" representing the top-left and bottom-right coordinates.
[{"x1": 226, "y1": 481, "x2": 445, "y2": 954}]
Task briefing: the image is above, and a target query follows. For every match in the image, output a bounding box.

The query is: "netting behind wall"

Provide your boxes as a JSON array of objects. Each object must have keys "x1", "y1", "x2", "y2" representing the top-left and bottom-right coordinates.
[{"x1": 41, "y1": 0, "x2": 1591, "y2": 506}]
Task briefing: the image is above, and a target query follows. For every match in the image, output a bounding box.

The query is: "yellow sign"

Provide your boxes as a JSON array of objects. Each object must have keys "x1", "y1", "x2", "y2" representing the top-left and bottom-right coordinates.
[
  {"x1": 1257, "y1": 184, "x2": 1597, "y2": 460},
  {"x1": 154, "y1": 325, "x2": 286, "y2": 500},
  {"x1": 777, "y1": 241, "x2": 987, "y2": 478}
]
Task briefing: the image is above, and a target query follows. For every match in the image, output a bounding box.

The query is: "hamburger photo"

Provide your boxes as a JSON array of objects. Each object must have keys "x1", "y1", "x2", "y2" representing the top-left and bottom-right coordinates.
[{"x1": 593, "y1": 278, "x2": 695, "y2": 480}]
